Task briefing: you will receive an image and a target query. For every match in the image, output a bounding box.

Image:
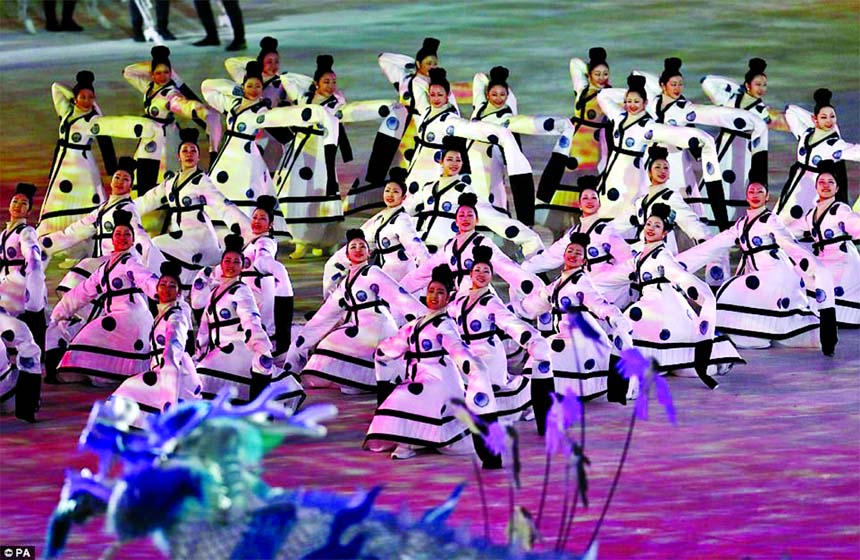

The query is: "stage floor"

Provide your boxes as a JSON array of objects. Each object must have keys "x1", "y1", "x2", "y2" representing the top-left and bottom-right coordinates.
[{"x1": 1, "y1": 1, "x2": 859, "y2": 558}]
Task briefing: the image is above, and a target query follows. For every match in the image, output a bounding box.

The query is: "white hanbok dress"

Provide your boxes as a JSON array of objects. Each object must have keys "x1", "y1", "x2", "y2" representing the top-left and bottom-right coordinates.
[
  {"x1": 322, "y1": 206, "x2": 429, "y2": 298},
  {"x1": 522, "y1": 214, "x2": 634, "y2": 305},
  {"x1": 523, "y1": 267, "x2": 634, "y2": 399},
  {"x1": 193, "y1": 276, "x2": 305, "y2": 409},
  {"x1": 287, "y1": 263, "x2": 424, "y2": 392},
  {"x1": 0, "y1": 219, "x2": 47, "y2": 318},
  {"x1": 51, "y1": 250, "x2": 158, "y2": 385},
  {"x1": 595, "y1": 242, "x2": 744, "y2": 375},
  {"x1": 596, "y1": 88, "x2": 724, "y2": 218},
  {"x1": 365, "y1": 308, "x2": 489, "y2": 455},
  {"x1": 701, "y1": 75, "x2": 775, "y2": 219},
  {"x1": 134, "y1": 167, "x2": 250, "y2": 287},
  {"x1": 678, "y1": 207, "x2": 834, "y2": 349},
  {"x1": 111, "y1": 299, "x2": 202, "y2": 429},
  {"x1": 448, "y1": 287, "x2": 544, "y2": 421},
  {"x1": 272, "y1": 73, "x2": 343, "y2": 247},
  {"x1": 789, "y1": 200, "x2": 860, "y2": 327},
  {"x1": 776, "y1": 106, "x2": 860, "y2": 221},
  {"x1": 39, "y1": 83, "x2": 112, "y2": 235}
]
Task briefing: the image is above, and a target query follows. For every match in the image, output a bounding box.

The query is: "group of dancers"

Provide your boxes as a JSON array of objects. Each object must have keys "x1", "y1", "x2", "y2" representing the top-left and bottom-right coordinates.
[{"x1": 2, "y1": 38, "x2": 858, "y2": 469}]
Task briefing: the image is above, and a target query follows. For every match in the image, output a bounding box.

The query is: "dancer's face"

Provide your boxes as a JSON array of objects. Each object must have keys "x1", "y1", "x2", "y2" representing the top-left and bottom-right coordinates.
[
  {"x1": 455, "y1": 206, "x2": 477, "y2": 233},
  {"x1": 428, "y1": 84, "x2": 449, "y2": 108},
  {"x1": 244, "y1": 77, "x2": 263, "y2": 101},
  {"x1": 250, "y1": 209, "x2": 271, "y2": 235},
  {"x1": 151, "y1": 63, "x2": 171, "y2": 86},
  {"x1": 262, "y1": 52, "x2": 279, "y2": 76},
  {"x1": 156, "y1": 276, "x2": 180, "y2": 304},
  {"x1": 661, "y1": 76, "x2": 684, "y2": 99},
  {"x1": 417, "y1": 55, "x2": 438, "y2": 77},
  {"x1": 221, "y1": 251, "x2": 244, "y2": 278},
  {"x1": 579, "y1": 188, "x2": 600, "y2": 216},
  {"x1": 112, "y1": 225, "x2": 134, "y2": 252},
  {"x1": 316, "y1": 72, "x2": 337, "y2": 97},
  {"x1": 746, "y1": 182, "x2": 769, "y2": 209},
  {"x1": 813, "y1": 107, "x2": 837, "y2": 131},
  {"x1": 441, "y1": 151, "x2": 462, "y2": 176},
  {"x1": 75, "y1": 89, "x2": 95, "y2": 111},
  {"x1": 746, "y1": 75, "x2": 767, "y2": 98},
  {"x1": 111, "y1": 170, "x2": 133, "y2": 196},
  {"x1": 624, "y1": 91, "x2": 645, "y2": 114},
  {"x1": 346, "y1": 238, "x2": 369, "y2": 265},
  {"x1": 383, "y1": 182, "x2": 404, "y2": 208},
  {"x1": 9, "y1": 194, "x2": 30, "y2": 220},
  {"x1": 816, "y1": 173, "x2": 838, "y2": 200},
  {"x1": 563, "y1": 243, "x2": 586, "y2": 270},
  {"x1": 648, "y1": 159, "x2": 670, "y2": 185},
  {"x1": 470, "y1": 262, "x2": 492, "y2": 289},
  {"x1": 487, "y1": 85, "x2": 508, "y2": 109},
  {"x1": 179, "y1": 143, "x2": 200, "y2": 170},
  {"x1": 425, "y1": 281, "x2": 449, "y2": 310},
  {"x1": 643, "y1": 216, "x2": 668, "y2": 243},
  {"x1": 589, "y1": 64, "x2": 610, "y2": 88}
]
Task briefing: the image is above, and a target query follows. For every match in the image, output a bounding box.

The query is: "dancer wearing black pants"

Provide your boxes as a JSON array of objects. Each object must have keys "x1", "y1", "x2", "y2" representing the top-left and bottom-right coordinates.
[{"x1": 192, "y1": 0, "x2": 245, "y2": 51}]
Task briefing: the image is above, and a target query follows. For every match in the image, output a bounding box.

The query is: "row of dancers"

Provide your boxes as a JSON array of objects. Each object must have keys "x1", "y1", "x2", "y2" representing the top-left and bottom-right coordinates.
[
  {"x1": 35, "y1": 38, "x2": 860, "y2": 250},
  {"x1": 1, "y1": 39, "x2": 858, "y2": 468}
]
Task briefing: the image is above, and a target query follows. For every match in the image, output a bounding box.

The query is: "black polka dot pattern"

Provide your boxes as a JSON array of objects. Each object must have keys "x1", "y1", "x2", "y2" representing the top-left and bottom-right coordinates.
[
  {"x1": 745, "y1": 275, "x2": 760, "y2": 290},
  {"x1": 551, "y1": 339, "x2": 565, "y2": 352},
  {"x1": 59, "y1": 180, "x2": 73, "y2": 193},
  {"x1": 143, "y1": 371, "x2": 158, "y2": 386},
  {"x1": 299, "y1": 167, "x2": 314, "y2": 180},
  {"x1": 101, "y1": 317, "x2": 117, "y2": 331}
]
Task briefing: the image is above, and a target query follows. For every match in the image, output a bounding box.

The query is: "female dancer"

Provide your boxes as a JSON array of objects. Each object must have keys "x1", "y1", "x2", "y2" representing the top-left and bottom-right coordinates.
[
  {"x1": 203, "y1": 61, "x2": 337, "y2": 240},
  {"x1": 678, "y1": 183, "x2": 838, "y2": 354},
  {"x1": 123, "y1": 46, "x2": 220, "y2": 195},
  {"x1": 275, "y1": 54, "x2": 345, "y2": 257},
  {"x1": 50, "y1": 209, "x2": 158, "y2": 386},
  {"x1": 537, "y1": 47, "x2": 611, "y2": 224},
  {"x1": 401, "y1": 192, "x2": 543, "y2": 313},
  {"x1": 614, "y1": 146, "x2": 711, "y2": 245},
  {"x1": 243, "y1": 195, "x2": 294, "y2": 362},
  {"x1": 225, "y1": 36, "x2": 294, "y2": 171},
  {"x1": 363, "y1": 37, "x2": 443, "y2": 185},
  {"x1": 701, "y1": 57, "x2": 778, "y2": 218},
  {"x1": 1, "y1": 183, "x2": 46, "y2": 421},
  {"x1": 43, "y1": 157, "x2": 158, "y2": 301},
  {"x1": 787, "y1": 161, "x2": 860, "y2": 328},
  {"x1": 366, "y1": 265, "x2": 496, "y2": 465},
  {"x1": 523, "y1": 175, "x2": 634, "y2": 305},
  {"x1": 111, "y1": 262, "x2": 202, "y2": 429},
  {"x1": 448, "y1": 245, "x2": 550, "y2": 424},
  {"x1": 193, "y1": 234, "x2": 305, "y2": 409},
  {"x1": 404, "y1": 68, "x2": 536, "y2": 223},
  {"x1": 285, "y1": 229, "x2": 424, "y2": 394},
  {"x1": 595, "y1": 204, "x2": 744, "y2": 387},
  {"x1": 403, "y1": 137, "x2": 543, "y2": 256},
  {"x1": 1, "y1": 184, "x2": 47, "y2": 320},
  {"x1": 595, "y1": 74, "x2": 724, "y2": 218},
  {"x1": 522, "y1": 232, "x2": 635, "y2": 419},
  {"x1": 39, "y1": 71, "x2": 117, "y2": 235},
  {"x1": 323, "y1": 167, "x2": 430, "y2": 297},
  {"x1": 776, "y1": 88, "x2": 860, "y2": 221},
  {"x1": 134, "y1": 128, "x2": 250, "y2": 288},
  {"x1": 469, "y1": 65, "x2": 574, "y2": 223},
  {"x1": 634, "y1": 57, "x2": 768, "y2": 228}
]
